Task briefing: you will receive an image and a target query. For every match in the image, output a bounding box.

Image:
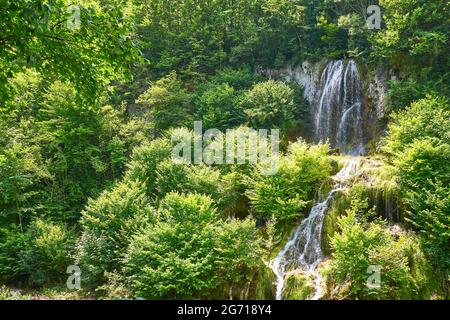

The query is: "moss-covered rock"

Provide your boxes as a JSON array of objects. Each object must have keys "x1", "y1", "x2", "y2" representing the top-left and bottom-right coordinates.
[
  {"x1": 321, "y1": 191, "x2": 349, "y2": 257},
  {"x1": 212, "y1": 262, "x2": 276, "y2": 300},
  {"x1": 322, "y1": 157, "x2": 403, "y2": 257},
  {"x1": 282, "y1": 272, "x2": 315, "y2": 300},
  {"x1": 253, "y1": 263, "x2": 276, "y2": 300}
]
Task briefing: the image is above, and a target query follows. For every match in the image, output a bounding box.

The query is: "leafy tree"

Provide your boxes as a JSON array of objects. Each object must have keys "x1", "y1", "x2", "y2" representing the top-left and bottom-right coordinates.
[
  {"x1": 136, "y1": 72, "x2": 193, "y2": 133},
  {"x1": 382, "y1": 96, "x2": 450, "y2": 268},
  {"x1": 154, "y1": 160, "x2": 222, "y2": 205},
  {"x1": 0, "y1": 0, "x2": 138, "y2": 101},
  {"x1": 76, "y1": 179, "x2": 154, "y2": 287},
  {"x1": 20, "y1": 218, "x2": 75, "y2": 286},
  {"x1": 0, "y1": 143, "x2": 48, "y2": 225},
  {"x1": 372, "y1": 0, "x2": 448, "y2": 68},
  {"x1": 382, "y1": 96, "x2": 449, "y2": 156},
  {"x1": 370, "y1": 0, "x2": 449, "y2": 105},
  {"x1": 124, "y1": 192, "x2": 262, "y2": 299},
  {"x1": 328, "y1": 199, "x2": 432, "y2": 299},
  {"x1": 247, "y1": 141, "x2": 333, "y2": 222},
  {"x1": 241, "y1": 80, "x2": 298, "y2": 130},
  {"x1": 209, "y1": 68, "x2": 262, "y2": 91},
  {"x1": 124, "y1": 138, "x2": 172, "y2": 196},
  {"x1": 0, "y1": 225, "x2": 28, "y2": 282},
  {"x1": 194, "y1": 83, "x2": 245, "y2": 131}
]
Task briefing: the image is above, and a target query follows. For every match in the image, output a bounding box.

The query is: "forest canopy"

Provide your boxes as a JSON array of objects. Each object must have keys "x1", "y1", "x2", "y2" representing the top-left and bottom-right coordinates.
[{"x1": 0, "y1": 0, "x2": 448, "y2": 300}]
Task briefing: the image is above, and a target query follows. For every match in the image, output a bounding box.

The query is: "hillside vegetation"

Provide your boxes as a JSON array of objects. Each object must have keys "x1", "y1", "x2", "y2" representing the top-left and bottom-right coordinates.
[{"x1": 0, "y1": 0, "x2": 448, "y2": 300}]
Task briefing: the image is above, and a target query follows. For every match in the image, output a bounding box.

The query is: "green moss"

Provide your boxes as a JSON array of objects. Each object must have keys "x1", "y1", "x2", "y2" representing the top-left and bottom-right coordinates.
[
  {"x1": 253, "y1": 264, "x2": 276, "y2": 300},
  {"x1": 283, "y1": 272, "x2": 315, "y2": 300},
  {"x1": 321, "y1": 191, "x2": 349, "y2": 256},
  {"x1": 211, "y1": 262, "x2": 276, "y2": 300}
]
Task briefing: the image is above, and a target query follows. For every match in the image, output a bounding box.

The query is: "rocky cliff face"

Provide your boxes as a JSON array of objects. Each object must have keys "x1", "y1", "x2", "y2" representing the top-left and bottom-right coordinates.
[
  {"x1": 258, "y1": 60, "x2": 391, "y2": 154},
  {"x1": 257, "y1": 60, "x2": 328, "y2": 105}
]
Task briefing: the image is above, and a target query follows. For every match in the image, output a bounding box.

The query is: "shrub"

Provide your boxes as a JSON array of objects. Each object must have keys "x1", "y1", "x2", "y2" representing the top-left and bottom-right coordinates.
[
  {"x1": 382, "y1": 96, "x2": 449, "y2": 157},
  {"x1": 209, "y1": 68, "x2": 261, "y2": 91},
  {"x1": 20, "y1": 219, "x2": 75, "y2": 286},
  {"x1": 194, "y1": 83, "x2": 245, "y2": 130},
  {"x1": 135, "y1": 72, "x2": 192, "y2": 133},
  {"x1": 382, "y1": 96, "x2": 450, "y2": 267},
  {"x1": 327, "y1": 199, "x2": 436, "y2": 300},
  {"x1": 0, "y1": 226, "x2": 28, "y2": 282},
  {"x1": 76, "y1": 180, "x2": 155, "y2": 286},
  {"x1": 124, "y1": 193, "x2": 262, "y2": 299},
  {"x1": 241, "y1": 80, "x2": 297, "y2": 130},
  {"x1": 246, "y1": 141, "x2": 333, "y2": 222},
  {"x1": 155, "y1": 160, "x2": 221, "y2": 204}
]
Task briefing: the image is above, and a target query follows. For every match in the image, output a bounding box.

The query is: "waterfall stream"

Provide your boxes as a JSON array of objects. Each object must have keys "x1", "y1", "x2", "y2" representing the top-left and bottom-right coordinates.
[
  {"x1": 271, "y1": 159, "x2": 361, "y2": 300},
  {"x1": 314, "y1": 60, "x2": 365, "y2": 155},
  {"x1": 271, "y1": 59, "x2": 367, "y2": 300}
]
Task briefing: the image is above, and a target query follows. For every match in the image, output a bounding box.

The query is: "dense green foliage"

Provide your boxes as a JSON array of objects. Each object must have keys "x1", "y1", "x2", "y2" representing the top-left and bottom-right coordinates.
[
  {"x1": 125, "y1": 193, "x2": 262, "y2": 299},
  {"x1": 0, "y1": 0, "x2": 139, "y2": 101},
  {"x1": 247, "y1": 142, "x2": 334, "y2": 222},
  {"x1": 325, "y1": 198, "x2": 433, "y2": 299},
  {"x1": 0, "y1": 0, "x2": 448, "y2": 300},
  {"x1": 382, "y1": 96, "x2": 450, "y2": 269}
]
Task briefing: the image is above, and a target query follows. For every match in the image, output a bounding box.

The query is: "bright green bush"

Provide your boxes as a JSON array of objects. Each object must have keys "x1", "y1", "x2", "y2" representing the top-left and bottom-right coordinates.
[
  {"x1": 241, "y1": 80, "x2": 297, "y2": 130},
  {"x1": 246, "y1": 141, "x2": 333, "y2": 222},
  {"x1": 373, "y1": 0, "x2": 447, "y2": 68},
  {"x1": 125, "y1": 138, "x2": 172, "y2": 196},
  {"x1": 76, "y1": 180, "x2": 155, "y2": 286},
  {"x1": 209, "y1": 68, "x2": 261, "y2": 91},
  {"x1": 218, "y1": 170, "x2": 249, "y2": 216},
  {"x1": 124, "y1": 192, "x2": 262, "y2": 299},
  {"x1": 382, "y1": 96, "x2": 449, "y2": 157},
  {"x1": 382, "y1": 96, "x2": 449, "y2": 268},
  {"x1": 135, "y1": 72, "x2": 193, "y2": 133},
  {"x1": 328, "y1": 199, "x2": 436, "y2": 300},
  {"x1": 20, "y1": 219, "x2": 75, "y2": 286},
  {"x1": 394, "y1": 140, "x2": 450, "y2": 267},
  {"x1": 155, "y1": 160, "x2": 221, "y2": 204},
  {"x1": 194, "y1": 83, "x2": 245, "y2": 130},
  {"x1": 0, "y1": 143, "x2": 48, "y2": 223}
]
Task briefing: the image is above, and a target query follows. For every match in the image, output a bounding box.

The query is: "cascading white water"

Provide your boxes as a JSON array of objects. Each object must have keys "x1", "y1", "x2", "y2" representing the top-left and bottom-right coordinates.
[
  {"x1": 270, "y1": 59, "x2": 367, "y2": 300},
  {"x1": 314, "y1": 60, "x2": 365, "y2": 155},
  {"x1": 271, "y1": 159, "x2": 361, "y2": 300}
]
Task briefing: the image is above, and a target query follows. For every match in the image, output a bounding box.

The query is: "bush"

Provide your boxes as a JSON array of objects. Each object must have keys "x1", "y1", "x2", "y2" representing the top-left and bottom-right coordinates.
[
  {"x1": 20, "y1": 219, "x2": 75, "y2": 286},
  {"x1": 394, "y1": 140, "x2": 450, "y2": 267},
  {"x1": 194, "y1": 83, "x2": 245, "y2": 130},
  {"x1": 135, "y1": 72, "x2": 192, "y2": 133},
  {"x1": 76, "y1": 180, "x2": 155, "y2": 286},
  {"x1": 125, "y1": 138, "x2": 172, "y2": 196},
  {"x1": 246, "y1": 141, "x2": 333, "y2": 222},
  {"x1": 155, "y1": 160, "x2": 221, "y2": 204},
  {"x1": 0, "y1": 226, "x2": 28, "y2": 283},
  {"x1": 0, "y1": 143, "x2": 48, "y2": 223},
  {"x1": 382, "y1": 96, "x2": 449, "y2": 157},
  {"x1": 327, "y1": 199, "x2": 435, "y2": 300},
  {"x1": 382, "y1": 96, "x2": 450, "y2": 267},
  {"x1": 124, "y1": 193, "x2": 262, "y2": 299},
  {"x1": 241, "y1": 80, "x2": 297, "y2": 130}
]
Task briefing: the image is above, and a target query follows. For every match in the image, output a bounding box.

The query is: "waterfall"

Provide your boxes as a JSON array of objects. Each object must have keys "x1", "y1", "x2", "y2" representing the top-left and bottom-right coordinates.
[
  {"x1": 271, "y1": 159, "x2": 361, "y2": 300},
  {"x1": 314, "y1": 60, "x2": 365, "y2": 155}
]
